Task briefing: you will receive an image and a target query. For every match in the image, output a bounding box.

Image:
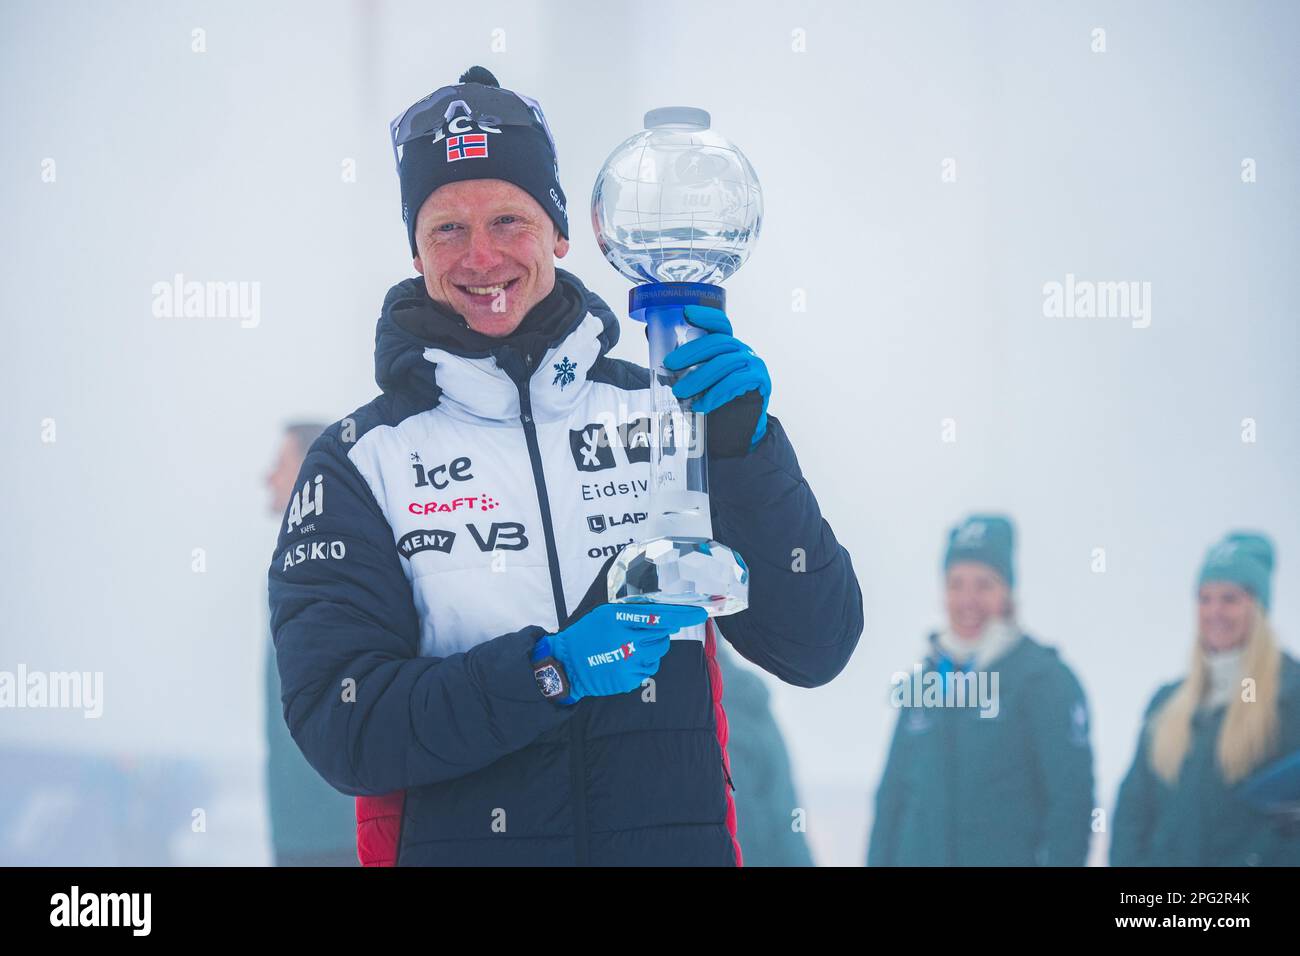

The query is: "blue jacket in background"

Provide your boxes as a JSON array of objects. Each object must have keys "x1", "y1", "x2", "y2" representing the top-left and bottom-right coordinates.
[{"x1": 867, "y1": 633, "x2": 1095, "y2": 866}]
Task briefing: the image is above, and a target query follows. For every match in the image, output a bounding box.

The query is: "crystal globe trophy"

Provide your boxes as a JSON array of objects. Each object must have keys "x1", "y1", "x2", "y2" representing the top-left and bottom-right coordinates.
[{"x1": 591, "y1": 106, "x2": 763, "y2": 617}]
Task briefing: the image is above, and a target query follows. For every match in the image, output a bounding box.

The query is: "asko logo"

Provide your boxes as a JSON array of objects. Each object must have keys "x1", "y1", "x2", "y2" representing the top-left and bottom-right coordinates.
[
  {"x1": 281, "y1": 540, "x2": 346, "y2": 570},
  {"x1": 614, "y1": 611, "x2": 660, "y2": 625},
  {"x1": 586, "y1": 641, "x2": 637, "y2": 667},
  {"x1": 408, "y1": 495, "x2": 500, "y2": 515}
]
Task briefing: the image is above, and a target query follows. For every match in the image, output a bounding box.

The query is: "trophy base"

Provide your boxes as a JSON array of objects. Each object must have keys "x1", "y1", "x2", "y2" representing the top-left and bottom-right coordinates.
[{"x1": 608, "y1": 536, "x2": 749, "y2": 617}]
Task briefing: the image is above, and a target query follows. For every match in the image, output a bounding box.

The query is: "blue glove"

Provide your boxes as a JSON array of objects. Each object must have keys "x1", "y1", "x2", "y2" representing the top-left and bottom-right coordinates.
[
  {"x1": 662, "y1": 304, "x2": 771, "y2": 453},
  {"x1": 531, "y1": 603, "x2": 708, "y2": 705}
]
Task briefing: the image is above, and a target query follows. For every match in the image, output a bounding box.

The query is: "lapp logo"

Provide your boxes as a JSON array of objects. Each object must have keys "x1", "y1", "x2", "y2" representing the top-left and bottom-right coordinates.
[
  {"x1": 408, "y1": 495, "x2": 499, "y2": 514},
  {"x1": 586, "y1": 641, "x2": 637, "y2": 667},
  {"x1": 953, "y1": 521, "x2": 986, "y2": 546},
  {"x1": 614, "y1": 611, "x2": 659, "y2": 625},
  {"x1": 587, "y1": 512, "x2": 647, "y2": 534}
]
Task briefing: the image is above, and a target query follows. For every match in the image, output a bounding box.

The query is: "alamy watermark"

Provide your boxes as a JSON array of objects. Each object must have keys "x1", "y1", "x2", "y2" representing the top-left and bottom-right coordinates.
[
  {"x1": 152, "y1": 273, "x2": 260, "y2": 328},
  {"x1": 1043, "y1": 273, "x2": 1151, "y2": 329},
  {"x1": 0, "y1": 665, "x2": 103, "y2": 718},
  {"x1": 890, "y1": 664, "x2": 1000, "y2": 718}
]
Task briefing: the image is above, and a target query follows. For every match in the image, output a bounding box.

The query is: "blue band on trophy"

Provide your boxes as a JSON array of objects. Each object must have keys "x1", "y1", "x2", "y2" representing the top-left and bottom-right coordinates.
[{"x1": 629, "y1": 282, "x2": 726, "y2": 318}]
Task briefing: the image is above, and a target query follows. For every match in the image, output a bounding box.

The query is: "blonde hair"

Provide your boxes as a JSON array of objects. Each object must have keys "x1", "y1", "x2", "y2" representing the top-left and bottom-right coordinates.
[{"x1": 1149, "y1": 608, "x2": 1282, "y2": 785}]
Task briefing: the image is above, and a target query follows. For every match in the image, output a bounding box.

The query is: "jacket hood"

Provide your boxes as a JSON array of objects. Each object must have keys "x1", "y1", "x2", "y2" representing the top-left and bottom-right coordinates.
[{"x1": 374, "y1": 267, "x2": 621, "y2": 412}]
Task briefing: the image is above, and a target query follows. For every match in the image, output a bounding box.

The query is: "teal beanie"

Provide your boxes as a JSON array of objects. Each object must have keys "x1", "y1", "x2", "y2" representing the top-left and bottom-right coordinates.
[
  {"x1": 943, "y1": 514, "x2": 1015, "y2": 588},
  {"x1": 1197, "y1": 531, "x2": 1274, "y2": 611}
]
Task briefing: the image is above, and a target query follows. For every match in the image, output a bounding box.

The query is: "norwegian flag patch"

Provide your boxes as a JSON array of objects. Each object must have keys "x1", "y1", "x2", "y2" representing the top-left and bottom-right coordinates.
[{"x1": 447, "y1": 133, "x2": 488, "y2": 162}]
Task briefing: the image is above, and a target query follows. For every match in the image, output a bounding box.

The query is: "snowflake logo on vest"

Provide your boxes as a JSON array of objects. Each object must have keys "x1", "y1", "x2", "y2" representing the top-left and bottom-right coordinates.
[{"x1": 552, "y1": 356, "x2": 577, "y2": 390}]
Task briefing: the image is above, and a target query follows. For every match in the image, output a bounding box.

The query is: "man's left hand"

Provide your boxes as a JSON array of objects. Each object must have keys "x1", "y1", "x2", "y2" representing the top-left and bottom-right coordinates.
[{"x1": 662, "y1": 304, "x2": 770, "y2": 458}]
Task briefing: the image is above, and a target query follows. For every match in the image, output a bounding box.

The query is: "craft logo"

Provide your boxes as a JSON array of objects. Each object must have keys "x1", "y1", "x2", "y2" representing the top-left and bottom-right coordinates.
[{"x1": 408, "y1": 495, "x2": 499, "y2": 514}]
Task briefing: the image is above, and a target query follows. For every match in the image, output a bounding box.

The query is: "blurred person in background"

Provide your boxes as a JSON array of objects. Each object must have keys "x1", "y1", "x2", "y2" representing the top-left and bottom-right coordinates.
[
  {"x1": 1110, "y1": 532, "x2": 1300, "y2": 866},
  {"x1": 715, "y1": 643, "x2": 814, "y2": 866},
  {"x1": 867, "y1": 514, "x2": 1094, "y2": 866},
  {"x1": 264, "y1": 422, "x2": 357, "y2": 866},
  {"x1": 267, "y1": 67, "x2": 862, "y2": 866}
]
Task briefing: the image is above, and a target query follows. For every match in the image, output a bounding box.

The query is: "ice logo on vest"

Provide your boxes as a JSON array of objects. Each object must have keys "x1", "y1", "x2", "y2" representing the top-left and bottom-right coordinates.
[{"x1": 552, "y1": 355, "x2": 577, "y2": 390}]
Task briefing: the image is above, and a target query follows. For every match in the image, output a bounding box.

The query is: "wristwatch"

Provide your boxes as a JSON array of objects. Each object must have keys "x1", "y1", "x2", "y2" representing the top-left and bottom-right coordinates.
[{"x1": 530, "y1": 636, "x2": 572, "y2": 703}]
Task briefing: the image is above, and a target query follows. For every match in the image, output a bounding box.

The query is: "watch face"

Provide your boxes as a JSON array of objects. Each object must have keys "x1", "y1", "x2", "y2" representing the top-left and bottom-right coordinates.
[{"x1": 534, "y1": 663, "x2": 564, "y2": 699}]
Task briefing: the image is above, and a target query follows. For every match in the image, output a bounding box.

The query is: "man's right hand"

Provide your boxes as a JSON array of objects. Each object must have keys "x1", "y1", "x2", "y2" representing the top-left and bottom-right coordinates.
[{"x1": 531, "y1": 603, "x2": 708, "y2": 705}]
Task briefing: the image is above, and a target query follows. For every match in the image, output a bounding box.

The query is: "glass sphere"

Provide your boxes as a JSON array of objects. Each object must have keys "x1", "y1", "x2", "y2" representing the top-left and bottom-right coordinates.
[{"x1": 591, "y1": 107, "x2": 763, "y2": 285}]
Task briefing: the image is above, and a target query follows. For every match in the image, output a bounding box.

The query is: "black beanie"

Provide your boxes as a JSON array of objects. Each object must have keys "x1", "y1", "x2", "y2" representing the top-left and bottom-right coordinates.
[{"x1": 395, "y1": 66, "x2": 569, "y2": 257}]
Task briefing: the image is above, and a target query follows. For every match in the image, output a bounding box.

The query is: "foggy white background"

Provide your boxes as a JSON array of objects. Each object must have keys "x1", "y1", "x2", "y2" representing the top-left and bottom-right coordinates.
[{"x1": 2, "y1": 0, "x2": 1297, "y2": 865}]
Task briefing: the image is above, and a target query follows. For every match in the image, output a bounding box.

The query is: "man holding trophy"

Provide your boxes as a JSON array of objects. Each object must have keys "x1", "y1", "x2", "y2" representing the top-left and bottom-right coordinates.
[{"x1": 268, "y1": 67, "x2": 863, "y2": 866}]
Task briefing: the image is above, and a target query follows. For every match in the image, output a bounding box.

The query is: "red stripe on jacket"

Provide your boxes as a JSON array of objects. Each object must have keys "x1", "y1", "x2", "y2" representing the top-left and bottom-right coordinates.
[
  {"x1": 705, "y1": 618, "x2": 743, "y2": 866},
  {"x1": 355, "y1": 791, "x2": 404, "y2": 867}
]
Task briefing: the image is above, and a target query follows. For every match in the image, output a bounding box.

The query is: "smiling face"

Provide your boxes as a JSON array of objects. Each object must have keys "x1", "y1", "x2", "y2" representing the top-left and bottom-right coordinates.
[
  {"x1": 412, "y1": 179, "x2": 570, "y2": 337},
  {"x1": 1198, "y1": 581, "x2": 1255, "y2": 652},
  {"x1": 944, "y1": 561, "x2": 1011, "y2": 640}
]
